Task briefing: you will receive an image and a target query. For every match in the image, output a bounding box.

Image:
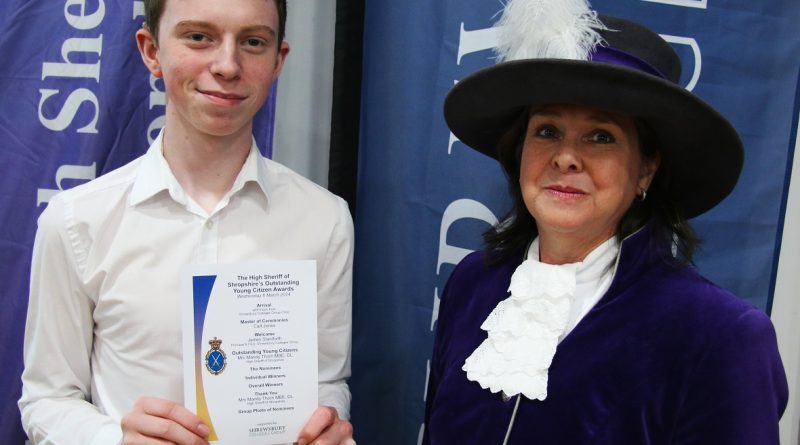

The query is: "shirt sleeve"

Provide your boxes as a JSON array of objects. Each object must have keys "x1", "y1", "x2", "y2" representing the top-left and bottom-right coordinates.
[
  {"x1": 673, "y1": 307, "x2": 788, "y2": 445},
  {"x1": 18, "y1": 197, "x2": 122, "y2": 445},
  {"x1": 315, "y1": 197, "x2": 354, "y2": 419}
]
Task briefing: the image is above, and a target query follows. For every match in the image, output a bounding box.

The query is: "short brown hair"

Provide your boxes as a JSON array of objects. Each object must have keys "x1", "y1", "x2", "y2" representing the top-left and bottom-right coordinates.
[{"x1": 143, "y1": 0, "x2": 287, "y2": 46}]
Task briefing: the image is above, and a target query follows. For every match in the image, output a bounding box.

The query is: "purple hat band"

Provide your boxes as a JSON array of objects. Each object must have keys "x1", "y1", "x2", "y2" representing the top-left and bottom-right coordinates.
[{"x1": 588, "y1": 46, "x2": 668, "y2": 81}]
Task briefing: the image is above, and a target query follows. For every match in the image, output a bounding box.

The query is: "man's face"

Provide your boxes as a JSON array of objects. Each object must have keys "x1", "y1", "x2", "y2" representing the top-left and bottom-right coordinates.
[{"x1": 138, "y1": 0, "x2": 288, "y2": 140}]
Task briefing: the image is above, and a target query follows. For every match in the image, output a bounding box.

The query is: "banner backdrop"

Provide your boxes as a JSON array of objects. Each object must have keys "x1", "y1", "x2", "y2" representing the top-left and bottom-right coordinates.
[
  {"x1": 351, "y1": 0, "x2": 800, "y2": 443},
  {"x1": 0, "y1": 1, "x2": 276, "y2": 441}
]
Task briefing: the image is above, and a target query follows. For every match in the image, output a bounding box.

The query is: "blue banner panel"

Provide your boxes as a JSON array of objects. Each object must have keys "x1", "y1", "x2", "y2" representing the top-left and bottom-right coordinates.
[
  {"x1": 0, "y1": 1, "x2": 276, "y2": 442},
  {"x1": 351, "y1": 0, "x2": 800, "y2": 443}
]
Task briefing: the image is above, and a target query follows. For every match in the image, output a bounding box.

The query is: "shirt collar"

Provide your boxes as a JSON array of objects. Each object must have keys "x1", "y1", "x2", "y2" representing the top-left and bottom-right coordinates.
[
  {"x1": 129, "y1": 130, "x2": 271, "y2": 207},
  {"x1": 232, "y1": 137, "x2": 271, "y2": 201},
  {"x1": 526, "y1": 236, "x2": 620, "y2": 284}
]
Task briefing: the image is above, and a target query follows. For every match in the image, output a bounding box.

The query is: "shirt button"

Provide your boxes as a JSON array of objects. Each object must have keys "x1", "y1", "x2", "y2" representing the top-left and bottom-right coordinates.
[{"x1": 206, "y1": 220, "x2": 214, "y2": 229}]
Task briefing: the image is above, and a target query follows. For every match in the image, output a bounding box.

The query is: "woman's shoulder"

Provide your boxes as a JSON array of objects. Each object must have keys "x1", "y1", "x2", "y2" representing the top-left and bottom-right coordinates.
[
  {"x1": 631, "y1": 262, "x2": 779, "y2": 361},
  {"x1": 659, "y1": 268, "x2": 788, "y2": 432},
  {"x1": 658, "y1": 264, "x2": 765, "y2": 321},
  {"x1": 454, "y1": 249, "x2": 487, "y2": 271},
  {"x1": 439, "y1": 249, "x2": 523, "y2": 315},
  {"x1": 448, "y1": 249, "x2": 522, "y2": 287}
]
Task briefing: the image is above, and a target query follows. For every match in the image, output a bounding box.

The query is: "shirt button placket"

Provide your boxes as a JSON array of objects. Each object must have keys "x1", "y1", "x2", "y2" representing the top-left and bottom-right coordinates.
[{"x1": 198, "y1": 216, "x2": 220, "y2": 263}]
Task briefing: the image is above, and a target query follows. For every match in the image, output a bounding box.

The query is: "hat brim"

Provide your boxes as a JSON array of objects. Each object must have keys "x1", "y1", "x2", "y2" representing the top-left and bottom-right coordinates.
[{"x1": 444, "y1": 59, "x2": 744, "y2": 219}]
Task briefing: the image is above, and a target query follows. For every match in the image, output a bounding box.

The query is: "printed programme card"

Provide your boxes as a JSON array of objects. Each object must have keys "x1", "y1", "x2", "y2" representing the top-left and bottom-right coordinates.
[{"x1": 181, "y1": 261, "x2": 318, "y2": 445}]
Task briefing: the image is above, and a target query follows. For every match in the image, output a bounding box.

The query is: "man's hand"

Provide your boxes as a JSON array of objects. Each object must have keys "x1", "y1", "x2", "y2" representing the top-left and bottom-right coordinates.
[
  {"x1": 296, "y1": 406, "x2": 355, "y2": 445},
  {"x1": 120, "y1": 397, "x2": 210, "y2": 445}
]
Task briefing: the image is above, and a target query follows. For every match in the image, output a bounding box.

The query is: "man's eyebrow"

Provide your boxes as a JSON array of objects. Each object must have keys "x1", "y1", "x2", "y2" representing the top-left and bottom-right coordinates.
[
  {"x1": 174, "y1": 20, "x2": 276, "y2": 38},
  {"x1": 174, "y1": 20, "x2": 216, "y2": 31},
  {"x1": 240, "y1": 25, "x2": 276, "y2": 38}
]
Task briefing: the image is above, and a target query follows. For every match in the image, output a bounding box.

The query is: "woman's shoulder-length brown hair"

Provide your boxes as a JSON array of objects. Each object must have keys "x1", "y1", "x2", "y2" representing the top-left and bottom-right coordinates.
[{"x1": 482, "y1": 109, "x2": 699, "y2": 266}]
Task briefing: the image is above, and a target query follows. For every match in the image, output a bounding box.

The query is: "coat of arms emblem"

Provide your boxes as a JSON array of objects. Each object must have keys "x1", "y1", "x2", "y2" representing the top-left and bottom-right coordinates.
[{"x1": 205, "y1": 337, "x2": 227, "y2": 375}]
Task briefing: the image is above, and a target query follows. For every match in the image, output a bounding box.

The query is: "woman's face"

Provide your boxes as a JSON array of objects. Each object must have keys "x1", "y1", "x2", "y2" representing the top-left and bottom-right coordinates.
[{"x1": 520, "y1": 104, "x2": 659, "y2": 250}]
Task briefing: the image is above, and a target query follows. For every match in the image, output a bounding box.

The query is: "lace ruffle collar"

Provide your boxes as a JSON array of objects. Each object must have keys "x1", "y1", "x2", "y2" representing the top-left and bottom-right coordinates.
[{"x1": 462, "y1": 237, "x2": 618, "y2": 400}]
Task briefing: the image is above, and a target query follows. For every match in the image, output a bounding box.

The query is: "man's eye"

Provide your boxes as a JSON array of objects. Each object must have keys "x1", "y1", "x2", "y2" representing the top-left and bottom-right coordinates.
[
  {"x1": 245, "y1": 38, "x2": 266, "y2": 47},
  {"x1": 588, "y1": 131, "x2": 615, "y2": 144},
  {"x1": 188, "y1": 33, "x2": 207, "y2": 42}
]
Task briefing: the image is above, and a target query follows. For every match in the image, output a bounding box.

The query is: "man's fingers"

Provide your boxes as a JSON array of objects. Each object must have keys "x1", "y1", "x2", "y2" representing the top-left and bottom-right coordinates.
[
  {"x1": 122, "y1": 415, "x2": 204, "y2": 444},
  {"x1": 297, "y1": 406, "x2": 338, "y2": 444},
  {"x1": 119, "y1": 427, "x2": 174, "y2": 445},
  {"x1": 136, "y1": 397, "x2": 209, "y2": 437},
  {"x1": 122, "y1": 397, "x2": 209, "y2": 445},
  {"x1": 307, "y1": 419, "x2": 354, "y2": 445}
]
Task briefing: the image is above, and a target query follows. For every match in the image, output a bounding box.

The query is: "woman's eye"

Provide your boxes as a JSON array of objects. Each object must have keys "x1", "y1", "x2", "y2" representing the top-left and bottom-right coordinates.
[
  {"x1": 588, "y1": 130, "x2": 615, "y2": 144},
  {"x1": 534, "y1": 125, "x2": 558, "y2": 139}
]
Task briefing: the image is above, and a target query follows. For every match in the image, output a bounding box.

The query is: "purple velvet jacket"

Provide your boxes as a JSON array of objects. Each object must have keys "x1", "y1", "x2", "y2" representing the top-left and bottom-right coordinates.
[{"x1": 424, "y1": 224, "x2": 787, "y2": 444}]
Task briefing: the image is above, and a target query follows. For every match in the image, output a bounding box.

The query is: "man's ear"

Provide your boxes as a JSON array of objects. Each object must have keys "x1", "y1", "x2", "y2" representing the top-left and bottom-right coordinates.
[
  {"x1": 271, "y1": 41, "x2": 290, "y2": 83},
  {"x1": 136, "y1": 27, "x2": 162, "y2": 78}
]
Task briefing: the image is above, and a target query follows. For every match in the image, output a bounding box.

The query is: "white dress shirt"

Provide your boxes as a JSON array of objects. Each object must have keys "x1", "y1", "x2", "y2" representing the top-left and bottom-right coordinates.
[
  {"x1": 19, "y1": 131, "x2": 353, "y2": 445},
  {"x1": 527, "y1": 236, "x2": 619, "y2": 340}
]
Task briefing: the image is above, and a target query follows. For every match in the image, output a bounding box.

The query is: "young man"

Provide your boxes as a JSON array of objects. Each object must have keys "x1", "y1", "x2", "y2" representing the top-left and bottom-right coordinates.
[{"x1": 19, "y1": 1, "x2": 355, "y2": 444}]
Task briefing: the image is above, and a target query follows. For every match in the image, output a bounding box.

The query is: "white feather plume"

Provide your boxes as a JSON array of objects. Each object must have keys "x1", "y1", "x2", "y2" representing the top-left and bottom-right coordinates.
[{"x1": 494, "y1": 0, "x2": 606, "y2": 63}]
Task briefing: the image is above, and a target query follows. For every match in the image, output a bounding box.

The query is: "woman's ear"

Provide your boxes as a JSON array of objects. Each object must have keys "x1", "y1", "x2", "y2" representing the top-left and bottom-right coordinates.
[
  {"x1": 135, "y1": 27, "x2": 162, "y2": 78},
  {"x1": 639, "y1": 151, "x2": 661, "y2": 192}
]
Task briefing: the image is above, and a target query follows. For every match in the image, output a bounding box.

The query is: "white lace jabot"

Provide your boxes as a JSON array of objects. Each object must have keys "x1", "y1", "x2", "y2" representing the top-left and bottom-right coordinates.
[{"x1": 462, "y1": 237, "x2": 619, "y2": 401}]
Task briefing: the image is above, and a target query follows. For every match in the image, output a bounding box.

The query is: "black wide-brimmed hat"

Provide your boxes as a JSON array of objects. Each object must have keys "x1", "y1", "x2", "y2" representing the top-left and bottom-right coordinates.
[{"x1": 444, "y1": 10, "x2": 743, "y2": 219}]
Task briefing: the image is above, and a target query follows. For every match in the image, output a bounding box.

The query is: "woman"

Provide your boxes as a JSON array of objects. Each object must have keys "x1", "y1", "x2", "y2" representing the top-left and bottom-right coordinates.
[{"x1": 423, "y1": 3, "x2": 787, "y2": 444}]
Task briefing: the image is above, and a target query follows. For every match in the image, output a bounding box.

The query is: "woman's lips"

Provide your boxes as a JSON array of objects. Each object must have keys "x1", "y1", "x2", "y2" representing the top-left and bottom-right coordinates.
[{"x1": 545, "y1": 185, "x2": 587, "y2": 199}]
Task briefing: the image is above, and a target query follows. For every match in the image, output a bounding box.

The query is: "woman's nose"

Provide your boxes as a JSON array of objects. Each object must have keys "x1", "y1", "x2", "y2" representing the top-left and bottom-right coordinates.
[{"x1": 550, "y1": 139, "x2": 582, "y2": 173}]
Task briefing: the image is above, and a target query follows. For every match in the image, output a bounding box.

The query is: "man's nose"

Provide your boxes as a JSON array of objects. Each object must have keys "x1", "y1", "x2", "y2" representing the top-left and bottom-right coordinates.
[{"x1": 211, "y1": 39, "x2": 241, "y2": 80}]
